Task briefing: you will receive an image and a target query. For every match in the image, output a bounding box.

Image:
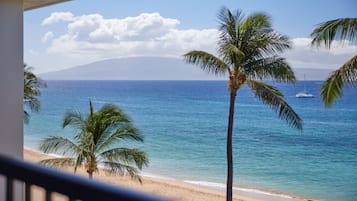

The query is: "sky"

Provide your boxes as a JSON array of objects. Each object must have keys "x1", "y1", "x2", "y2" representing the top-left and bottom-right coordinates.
[{"x1": 24, "y1": 0, "x2": 357, "y2": 79}]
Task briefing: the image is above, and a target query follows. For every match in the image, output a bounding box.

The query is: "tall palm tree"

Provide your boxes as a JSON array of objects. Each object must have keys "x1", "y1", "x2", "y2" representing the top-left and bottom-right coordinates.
[
  {"x1": 311, "y1": 18, "x2": 357, "y2": 107},
  {"x1": 24, "y1": 64, "x2": 47, "y2": 123},
  {"x1": 183, "y1": 7, "x2": 302, "y2": 201},
  {"x1": 40, "y1": 100, "x2": 149, "y2": 181}
]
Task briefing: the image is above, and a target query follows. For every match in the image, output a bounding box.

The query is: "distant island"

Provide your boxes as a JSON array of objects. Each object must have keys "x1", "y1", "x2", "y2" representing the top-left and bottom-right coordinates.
[{"x1": 39, "y1": 57, "x2": 333, "y2": 80}]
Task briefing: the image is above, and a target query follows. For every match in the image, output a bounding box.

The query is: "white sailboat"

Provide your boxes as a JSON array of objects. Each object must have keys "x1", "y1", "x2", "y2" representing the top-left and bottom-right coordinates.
[{"x1": 296, "y1": 74, "x2": 314, "y2": 98}]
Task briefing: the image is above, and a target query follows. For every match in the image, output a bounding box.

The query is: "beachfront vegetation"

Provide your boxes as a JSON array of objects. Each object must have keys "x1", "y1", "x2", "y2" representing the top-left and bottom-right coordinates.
[
  {"x1": 311, "y1": 18, "x2": 357, "y2": 107},
  {"x1": 39, "y1": 100, "x2": 148, "y2": 181},
  {"x1": 183, "y1": 7, "x2": 303, "y2": 201},
  {"x1": 24, "y1": 64, "x2": 47, "y2": 123}
]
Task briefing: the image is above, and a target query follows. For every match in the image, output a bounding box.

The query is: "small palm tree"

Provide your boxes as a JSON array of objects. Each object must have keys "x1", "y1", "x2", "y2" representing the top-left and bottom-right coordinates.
[
  {"x1": 24, "y1": 64, "x2": 47, "y2": 123},
  {"x1": 183, "y1": 7, "x2": 302, "y2": 201},
  {"x1": 311, "y1": 18, "x2": 357, "y2": 107},
  {"x1": 40, "y1": 100, "x2": 149, "y2": 181}
]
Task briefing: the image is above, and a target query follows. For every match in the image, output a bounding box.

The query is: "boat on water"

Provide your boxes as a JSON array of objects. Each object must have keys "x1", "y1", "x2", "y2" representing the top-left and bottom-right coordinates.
[
  {"x1": 296, "y1": 74, "x2": 314, "y2": 98},
  {"x1": 296, "y1": 92, "x2": 314, "y2": 98}
]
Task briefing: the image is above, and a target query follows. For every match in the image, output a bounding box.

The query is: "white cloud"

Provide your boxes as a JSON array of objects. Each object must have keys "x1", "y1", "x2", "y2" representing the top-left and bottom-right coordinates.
[
  {"x1": 326, "y1": 40, "x2": 357, "y2": 55},
  {"x1": 41, "y1": 31, "x2": 54, "y2": 43},
  {"x1": 43, "y1": 12, "x2": 219, "y2": 60},
  {"x1": 41, "y1": 12, "x2": 357, "y2": 72},
  {"x1": 283, "y1": 38, "x2": 357, "y2": 69},
  {"x1": 42, "y1": 12, "x2": 75, "y2": 25}
]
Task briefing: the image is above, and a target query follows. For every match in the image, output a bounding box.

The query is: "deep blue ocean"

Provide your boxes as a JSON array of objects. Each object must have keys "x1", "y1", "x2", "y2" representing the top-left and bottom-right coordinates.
[{"x1": 24, "y1": 80, "x2": 357, "y2": 201}]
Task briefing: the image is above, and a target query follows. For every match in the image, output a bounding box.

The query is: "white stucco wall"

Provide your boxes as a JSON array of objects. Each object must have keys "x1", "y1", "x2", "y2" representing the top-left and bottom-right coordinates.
[
  {"x1": 0, "y1": 0, "x2": 24, "y2": 158},
  {"x1": 0, "y1": 0, "x2": 24, "y2": 200}
]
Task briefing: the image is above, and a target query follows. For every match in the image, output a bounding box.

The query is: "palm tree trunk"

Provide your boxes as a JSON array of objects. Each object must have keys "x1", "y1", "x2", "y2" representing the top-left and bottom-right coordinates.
[
  {"x1": 226, "y1": 90, "x2": 237, "y2": 201},
  {"x1": 88, "y1": 171, "x2": 93, "y2": 179}
]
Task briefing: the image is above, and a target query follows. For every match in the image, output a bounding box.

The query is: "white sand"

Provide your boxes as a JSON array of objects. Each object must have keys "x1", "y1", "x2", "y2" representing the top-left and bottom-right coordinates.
[{"x1": 24, "y1": 148, "x2": 310, "y2": 201}]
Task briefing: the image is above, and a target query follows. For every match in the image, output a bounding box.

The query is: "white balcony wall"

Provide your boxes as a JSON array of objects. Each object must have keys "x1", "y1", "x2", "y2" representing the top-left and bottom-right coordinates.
[{"x1": 0, "y1": 0, "x2": 24, "y2": 200}]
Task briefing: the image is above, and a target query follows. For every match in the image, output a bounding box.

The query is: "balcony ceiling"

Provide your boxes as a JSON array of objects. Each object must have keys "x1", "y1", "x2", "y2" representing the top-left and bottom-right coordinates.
[{"x1": 24, "y1": 0, "x2": 70, "y2": 11}]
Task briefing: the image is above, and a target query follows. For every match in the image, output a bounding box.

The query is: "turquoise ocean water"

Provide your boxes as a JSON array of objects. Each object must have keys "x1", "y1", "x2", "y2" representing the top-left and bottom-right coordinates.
[{"x1": 24, "y1": 80, "x2": 357, "y2": 201}]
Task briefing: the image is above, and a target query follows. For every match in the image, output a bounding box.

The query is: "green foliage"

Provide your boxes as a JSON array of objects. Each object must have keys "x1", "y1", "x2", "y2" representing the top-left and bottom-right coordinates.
[
  {"x1": 311, "y1": 18, "x2": 357, "y2": 106},
  {"x1": 183, "y1": 7, "x2": 301, "y2": 129},
  {"x1": 183, "y1": 7, "x2": 302, "y2": 201},
  {"x1": 311, "y1": 18, "x2": 357, "y2": 48},
  {"x1": 247, "y1": 80, "x2": 302, "y2": 129},
  {"x1": 40, "y1": 100, "x2": 148, "y2": 181},
  {"x1": 24, "y1": 64, "x2": 47, "y2": 123},
  {"x1": 183, "y1": 51, "x2": 229, "y2": 76},
  {"x1": 320, "y1": 55, "x2": 357, "y2": 107}
]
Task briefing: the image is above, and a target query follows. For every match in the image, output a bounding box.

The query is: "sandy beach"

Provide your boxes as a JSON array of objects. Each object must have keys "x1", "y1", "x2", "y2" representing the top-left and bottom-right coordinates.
[{"x1": 24, "y1": 148, "x2": 265, "y2": 201}]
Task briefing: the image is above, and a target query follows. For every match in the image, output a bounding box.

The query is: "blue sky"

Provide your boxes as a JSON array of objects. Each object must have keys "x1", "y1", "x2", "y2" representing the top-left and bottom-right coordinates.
[{"x1": 24, "y1": 0, "x2": 357, "y2": 79}]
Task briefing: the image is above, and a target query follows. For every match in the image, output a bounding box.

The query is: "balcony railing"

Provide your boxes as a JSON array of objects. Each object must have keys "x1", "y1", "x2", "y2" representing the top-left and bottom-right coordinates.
[{"x1": 0, "y1": 154, "x2": 168, "y2": 201}]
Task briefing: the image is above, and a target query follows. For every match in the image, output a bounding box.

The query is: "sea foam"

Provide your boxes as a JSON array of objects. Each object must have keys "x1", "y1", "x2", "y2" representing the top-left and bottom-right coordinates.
[{"x1": 183, "y1": 180, "x2": 313, "y2": 201}]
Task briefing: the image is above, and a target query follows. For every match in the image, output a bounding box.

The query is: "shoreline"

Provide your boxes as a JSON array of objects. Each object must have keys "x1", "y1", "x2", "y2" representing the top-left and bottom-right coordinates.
[{"x1": 24, "y1": 147, "x2": 314, "y2": 201}]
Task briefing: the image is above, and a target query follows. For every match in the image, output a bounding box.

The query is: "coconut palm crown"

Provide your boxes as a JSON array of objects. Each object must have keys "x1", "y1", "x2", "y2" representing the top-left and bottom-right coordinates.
[
  {"x1": 183, "y1": 7, "x2": 302, "y2": 201},
  {"x1": 40, "y1": 100, "x2": 148, "y2": 181},
  {"x1": 24, "y1": 64, "x2": 47, "y2": 123},
  {"x1": 311, "y1": 18, "x2": 357, "y2": 107}
]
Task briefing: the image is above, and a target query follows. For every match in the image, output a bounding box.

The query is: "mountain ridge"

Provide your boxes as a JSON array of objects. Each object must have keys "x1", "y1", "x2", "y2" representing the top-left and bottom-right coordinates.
[
  {"x1": 39, "y1": 57, "x2": 333, "y2": 80},
  {"x1": 40, "y1": 57, "x2": 221, "y2": 80}
]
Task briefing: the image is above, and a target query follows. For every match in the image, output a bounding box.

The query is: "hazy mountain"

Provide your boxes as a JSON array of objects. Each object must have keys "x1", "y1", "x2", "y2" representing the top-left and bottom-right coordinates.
[
  {"x1": 40, "y1": 57, "x2": 219, "y2": 80},
  {"x1": 293, "y1": 68, "x2": 333, "y2": 81},
  {"x1": 40, "y1": 57, "x2": 333, "y2": 80}
]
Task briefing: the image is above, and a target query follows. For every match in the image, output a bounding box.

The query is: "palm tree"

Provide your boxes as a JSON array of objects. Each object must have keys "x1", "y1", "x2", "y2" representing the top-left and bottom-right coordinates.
[
  {"x1": 311, "y1": 18, "x2": 357, "y2": 107},
  {"x1": 39, "y1": 100, "x2": 149, "y2": 181},
  {"x1": 183, "y1": 7, "x2": 302, "y2": 201},
  {"x1": 24, "y1": 64, "x2": 47, "y2": 123}
]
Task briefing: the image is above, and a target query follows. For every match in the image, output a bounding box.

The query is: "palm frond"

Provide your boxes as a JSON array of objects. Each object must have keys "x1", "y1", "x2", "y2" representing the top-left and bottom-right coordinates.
[
  {"x1": 24, "y1": 98, "x2": 41, "y2": 112},
  {"x1": 89, "y1": 102, "x2": 133, "y2": 145},
  {"x1": 62, "y1": 111, "x2": 86, "y2": 130},
  {"x1": 320, "y1": 54, "x2": 357, "y2": 107},
  {"x1": 89, "y1": 100, "x2": 95, "y2": 118},
  {"x1": 40, "y1": 136, "x2": 80, "y2": 155},
  {"x1": 113, "y1": 125, "x2": 143, "y2": 141},
  {"x1": 247, "y1": 12, "x2": 271, "y2": 30},
  {"x1": 247, "y1": 80, "x2": 302, "y2": 130},
  {"x1": 74, "y1": 152, "x2": 86, "y2": 172},
  {"x1": 183, "y1": 51, "x2": 229, "y2": 76},
  {"x1": 96, "y1": 103, "x2": 132, "y2": 133},
  {"x1": 242, "y1": 12, "x2": 290, "y2": 56},
  {"x1": 39, "y1": 100, "x2": 147, "y2": 180},
  {"x1": 100, "y1": 148, "x2": 149, "y2": 169},
  {"x1": 24, "y1": 111, "x2": 30, "y2": 124},
  {"x1": 218, "y1": 43, "x2": 246, "y2": 67},
  {"x1": 218, "y1": 7, "x2": 243, "y2": 45},
  {"x1": 23, "y1": 64, "x2": 46, "y2": 121},
  {"x1": 244, "y1": 57, "x2": 296, "y2": 82},
  {"x1": 102, "y1": 161, "x2": 143, "y2": 183},
  {"x1": 98, "y1": 103, "x2": 131, "y2": 123},
  {"x1": 311, "y1": 18, "x2": 357, "y2": 48},
  {"x1": 238, "y1": 29, "x2": 290, "y2": 60},
  {"x1": 217, "y1": 9, "x2": 291, "y2": 68},
  {"x1": 258, "y1": 32, "x2": 291, "y2": 56},
  {"x1": 24, "y1": 65, "x2": 47, "y2": 89},
  {"x1": 39, "y1": 158, "x2": 75, "y2": 169},
  {"x1": 234, "y1": 13, "x2": 265, "y2": 58},
  {"x1": 96, "y1": 125, "x2": 143, "y2": 152}
]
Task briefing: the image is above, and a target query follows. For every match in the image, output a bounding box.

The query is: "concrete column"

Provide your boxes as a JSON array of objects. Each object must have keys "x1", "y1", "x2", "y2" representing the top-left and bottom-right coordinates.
[
  {"x1": 0, "y1": 0, "x2": 24, "y2": 158},
  {"x1": 0, "y1": 0, "x2": 24, "y2": 200}
]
